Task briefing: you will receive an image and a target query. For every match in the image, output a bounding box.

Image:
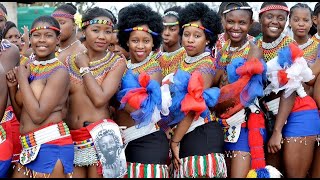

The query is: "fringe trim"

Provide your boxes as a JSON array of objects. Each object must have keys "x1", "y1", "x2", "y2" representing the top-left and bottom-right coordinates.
[
  {"x1": 225, "y1": 150, "x2": 251, "y2": 159},
  {"x1": 15, "y1": 163, "x2": 73, "y2": 178},
  {"x1": 125, "y1": 162, "x2": 169, "y2": 178},
  {"x1": 174, "y1": 152, "x2": 227, "y2": 178},
  {"x1": 282, "y1": 136, "x2": 318, "y2": 146}
]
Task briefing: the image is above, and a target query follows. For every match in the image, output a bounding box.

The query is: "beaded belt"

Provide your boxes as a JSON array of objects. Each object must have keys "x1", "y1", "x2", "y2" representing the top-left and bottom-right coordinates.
[
  {"x1": 122, "y1": 123, "x2": 159, "y2": 146},
  {"x1": 73, "y1": 138, "x2": 94, "y2": 149},
  {"x1": 20, "y1": 122, "x2": 70, "y2": 149},
  {"x1": 265, "y1": 97, "x2": 280, "y2": 115},
  {"x1": 0, "y1": 125, "x2": 6, "y2": 144}
]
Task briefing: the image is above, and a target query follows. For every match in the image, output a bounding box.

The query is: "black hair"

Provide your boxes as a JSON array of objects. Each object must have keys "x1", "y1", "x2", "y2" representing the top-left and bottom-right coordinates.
[
  {"x1": 0, "y1": 3, "x2": 7, "y2": 15},
  {"x1": 314, "y1": 2, "x2": 320, "y2": 16},
  {"x1": 218, "y1": 2, "x2": 230, "y2": 16},
  {"x1": 117, "y1": 3, "x2": 163, "y2": 52},
  {"x1": 31, "y1": 15, "x2": 61, "y2": 36},
  {"x1": 81, "y1": 7, "x2": 114, "y2": 30},
  {"x1": 2, "y1": 21, "x2": 17, "y2": 38},
  {"x1": 105, "y1": 9, "x2": 117, "y2": 24},
  {"x1": 248, "y1": 21, "x2": 262, "y2": 37},
  {"x1": 163, "y1": 6, "x2": 182, "y2": 21},
  {"x1": 223, "y1": 2, "x2": 253, "y2": 19},
  {"x1": 289, "y1": 3, "x2": 312, "y2": 19},
  {"x1": 54, "y1": 3, "x2": 77, "y2": 16},
  {"x1": 259, "y1": 2, "x2": 288, "y2": 19},
  {"x1": 179, "y1": 2, "x2": 221, "y2": 49}
]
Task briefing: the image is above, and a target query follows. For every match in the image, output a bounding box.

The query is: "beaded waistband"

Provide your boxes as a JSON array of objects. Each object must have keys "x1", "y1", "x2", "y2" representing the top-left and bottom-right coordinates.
[
  {"x1": 0, "y1": 125, "x2": 6, "y2": 144},
  {"x1": 73, "y1": 138, "x2": 94, "y2": 149},
  {"x1": 20, "y1": 122, "x2": 70, "y2": 149}
]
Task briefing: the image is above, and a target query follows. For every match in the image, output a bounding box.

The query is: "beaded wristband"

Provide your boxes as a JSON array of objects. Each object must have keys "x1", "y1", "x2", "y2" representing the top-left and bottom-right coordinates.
[
  {"x1": 30, "y1": 26, "x2": 60, "y2": 34},
  {"x1": 182, "y1": 23, "x2": 214, "y2": 34},
  {"x1": 124, "y1": 26, "x2": 159, "y2": 36}
]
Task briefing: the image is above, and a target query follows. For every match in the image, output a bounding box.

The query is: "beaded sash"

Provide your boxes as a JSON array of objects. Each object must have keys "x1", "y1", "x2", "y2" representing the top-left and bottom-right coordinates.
[{"x1": 67, "y1": 51, "x2": 124, "y2": 85}]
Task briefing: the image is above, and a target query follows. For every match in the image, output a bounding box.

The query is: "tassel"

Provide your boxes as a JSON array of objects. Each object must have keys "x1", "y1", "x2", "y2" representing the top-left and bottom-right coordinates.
[
  {"x1": 265, "y1": 165, "x2": 282, "y2": 178},
  {"x1": 256, "y1": 168, "x2": 270, "y2": 178},
  {"x1": 247, "y1": 169, "x2": 257, "y2": 178}
]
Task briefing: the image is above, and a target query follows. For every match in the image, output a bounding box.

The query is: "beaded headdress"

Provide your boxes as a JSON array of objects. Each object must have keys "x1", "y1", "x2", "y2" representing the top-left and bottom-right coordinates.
[
  {"x1": 259, "y1": 5, "x2": 289, "y2": 15},
  {"x1": 81, "y1": 19, "x2": 114, "y2": 29},
  {"x1": 222, "y1": 6, "x2": 252, "y2": 14},
  {"x1": 163, "y1": 11, "x2": 179, "y2": 18},
  {"x1": 163, "y1": 21, "x2": 179, "y2": 26},
  {"x1": 124, "y1": 27, "x2": 159, "y2": 36},
  {"x1": 30, "y1": 26, "x2": 60, "y2": 35},
  {"x1": 182, "y1": 23, "x2": 214, "y2": 34},
  {"x1": 51, "y1": 12, "x2": 74, "y2": 19}
]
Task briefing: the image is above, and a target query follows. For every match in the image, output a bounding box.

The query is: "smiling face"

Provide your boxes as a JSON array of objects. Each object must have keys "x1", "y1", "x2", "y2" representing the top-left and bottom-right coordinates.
[
  {"x1": 290, "y1": 8, "x2": 312, "y2": 39},
  {"x1": 224, "y1": 10, "x2": 253, "y2": 47},
  {"x1": 53, "y1": 11, "x2": 75, "y2": 42},
  {"x1": 127, "y1": 24, "x2": 154, "y2": 63},
  {"x1": 260, "y1": 9, "x2": 288, "y2": 43},
  {"x1": 181, "y1": 20, "x2": 208, "y2": 57},
  {"x1": 162, "y1": 16, "x2": 180, "y2": 48},
  {"x1": 30, "y1": 22, "x2": 60, "y2": 60},
  {"x1": 98, "y1": 134, "x2": 118, "y2": 165},
  {"x1": 83, "y1": 16, "x2": 113, "y2": 52}
]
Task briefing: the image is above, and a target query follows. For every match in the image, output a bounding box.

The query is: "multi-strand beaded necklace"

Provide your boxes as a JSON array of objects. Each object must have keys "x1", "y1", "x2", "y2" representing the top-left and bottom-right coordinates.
[
  {"x1": 126, "y1": 51, "x2": 162, "y2": 75},
  {"x1": 179, "y1": 51, "x2": 215, "y2": 76},
  {"x1": 159, "y1": 47, "x2": 186, "y2": 77},
  {"x1": 256, "y1": 33, "x2": 295, "y2": 62},
  {"x1": 298, "y1": 38, "x2": 319, "y2": 65},
  {"x1": 28, "y1": 57, "x2": 66, "y2": 82},
  {"x1": 67, "y1": 51, "x2": 124, "y2": 85}
]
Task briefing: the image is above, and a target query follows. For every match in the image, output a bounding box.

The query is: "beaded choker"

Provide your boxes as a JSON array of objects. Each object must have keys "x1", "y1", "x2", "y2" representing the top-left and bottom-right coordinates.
[
  {"x1": 127, "y1": 52, "x2": 154, "y2": 69},
  {"x1": 261, "y1": 33, "x2": 286, "y2": 50},
  {"x1": 124, "y1": 27, "x2": 159, "y2": 36},
  {"x1": 259, "y1": 5, "x2": 289, "y2": 15},
  {"x1": 51, "y1": 13, "x2": 74, "y2": 19},
  {"x1": 30, "y1": 26, "x2": 60, "y2": 34},
  {"x1": 58, "y1": 40, "x2": 80, "y2": 53},
  {"x1": 223, "y1": 6, "x2": 252, "y2": 14},
  {"x1": 298, "y1": 39, "x2": 313, "y2": 50},
  {"x1": 81, "y1": 19, "x2": 114, "y2": 29},
  {"x1": 163, "y1": 21, "x2": 179, "y2": 26},
  {"x1": 182, "y1": 24, "x2": 213, "y2": 34},
  {"x1": 29, "y1": 57, "x2": 66, "y2": 82},
  {"x1": 185, "y1": 52, "x2": 211, "y2": 64}
]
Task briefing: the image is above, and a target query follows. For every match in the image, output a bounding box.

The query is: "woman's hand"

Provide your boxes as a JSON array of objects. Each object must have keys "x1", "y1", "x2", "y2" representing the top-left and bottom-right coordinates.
[
  {"x1": 6, "y1": 67, "x2": 18, "y2": 87},
  {"x1": 170, "y1": 141, "x2": 181, "y2": 170},
  {"x1": 16, "y1": 64, "x2": 30, "y2": 83},
  {"x1": 267, "y1": 131, "x2": 283, "y2": 153},
  {"x1": 75, "y1": 50, "x2": 89, "y2": 68}
]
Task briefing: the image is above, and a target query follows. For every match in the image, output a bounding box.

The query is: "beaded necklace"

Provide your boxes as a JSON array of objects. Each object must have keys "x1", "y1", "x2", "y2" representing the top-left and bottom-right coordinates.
[
  {"x1": 256, "y1": 33, "x2": 294, "y2": 62},
  {"x1": 29, "y1": 57, "x2": 66, "y2": 82},
  {"x1": 299, "y1": 38, "x2": 319, "y2": 65},
  {"x1": 179, "y1": 51, "x2": 215, "y2": 75},
  {"x1": 159, "y1": 47, "x2": 186, "y2": 77},
  {"x1": 312, "y1": 33, "x2": 320, "y2": 43},
  {"x1": 215, "y1": 40, "x2": 250, "y2": 70},
  {"x1": 126, "y1": 51, "x2": 162, "y2": 75},
  {"x1": 67, "y1": 51, "x2": 124, "y2": 85}
]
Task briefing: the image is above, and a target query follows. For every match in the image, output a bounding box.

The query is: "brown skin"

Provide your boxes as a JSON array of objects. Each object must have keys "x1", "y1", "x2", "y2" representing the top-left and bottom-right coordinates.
[
  {"x1": 312, "y1": 13, "x2": 320, "y2": 37},
  {"x1": 7, "y1": 22, "x2": 70, "y2": 178},
  {"x1": 162, "y1": 15, "x2": 181, "y2": 53},
  {"x1": 65, "y1": 16, "x2": 126, "y2": 178},
  {"x1": 108, "y1": 32, "x2": 129, "y2": 60}
]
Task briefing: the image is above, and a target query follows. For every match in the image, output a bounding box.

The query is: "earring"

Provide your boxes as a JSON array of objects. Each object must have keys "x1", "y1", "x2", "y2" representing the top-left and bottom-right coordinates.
[{"x1": 206, "y1": 42, "x2": 208, "y2": 45}]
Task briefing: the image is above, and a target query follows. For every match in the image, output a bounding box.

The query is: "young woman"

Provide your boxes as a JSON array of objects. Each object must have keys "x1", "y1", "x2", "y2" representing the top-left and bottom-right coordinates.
[
  {"x1": 52, "y1": 3, "x2": 85, "y2": 64},
  {"x1": 65, "y1": 7, "x2": 126, "y2": 178},
  {"x1": 166, "y1": 2, "x2": 226, "y2": 178},
  {"x1": 108, "y1": 24, "x2": 129, "y2": 60},
  {"x1": 7, "y1": 15, "x2": 73, "y2": 178},
  {"x1": 257, "y1": 2, "x2": 320, "y2": 178},
  {"x1": 159, "y1": 6, "x2": 186, "y2": 78},
  {"x1": 312, "y1": 3, "x2": 320, "y2": 43},
  {"x1": 115, "y1": 4, "x2": 169, "y2": 178}
]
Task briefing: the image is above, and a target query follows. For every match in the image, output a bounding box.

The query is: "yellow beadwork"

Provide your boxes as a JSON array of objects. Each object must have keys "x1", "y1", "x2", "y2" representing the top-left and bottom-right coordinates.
[{"x1": 159, "y1": 47, "x2": 186, "y2": 77}]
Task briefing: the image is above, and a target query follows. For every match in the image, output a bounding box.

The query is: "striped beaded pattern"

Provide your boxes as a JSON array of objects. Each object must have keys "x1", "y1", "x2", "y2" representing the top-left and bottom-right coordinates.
[
  {"x1": 30, "y1": 26, "x2": 60, "y2": 34},
  {"x1": 179, "y1": 54, "x2": 215, "y2": 76},
  {"x1": 174, "y1": 152, "x2": 227, "y2": 178},
  {"x1": 128, "y1": 52, "x2": 162, "y2": 75},
  {"x1": 256, "y1": 35, "x2": 295, "y2": 62},
  {"x1": 159, "y1": 47, "x2": 186, "y2": 77},
  {"x1": 20, "y1": 122, "x2": 70, "y2": 149},
  {"x1": 0, "y1": 125, "x2": 6, "y2": 144},
  {"x1": 301, "y1": 39, "x2": 319, "y2": 65},
  {"x1": 312, "y1": 35, "x2": 320, "y2": 43},
  {"x1": 0, "y1": 39, "x2": 11, "y2": 51},
  {"x1": 81, "y1": 19, "x2": 113, "y2": 28},
  {"x1": 28, "y1": 58, "x2": 66, "y2": 82},
  {"x1": 125, "y1": 162, "x2": 169, "y2": 178},
  {"x1": 0, "y1": 107, "x2": 14, "y2": 124},
  {"x1": 67, "y1": 51, "x2": 124, "y2": 85},
  {"x1": 73, "y1": 138, "x2": 94, "y2": 149}
]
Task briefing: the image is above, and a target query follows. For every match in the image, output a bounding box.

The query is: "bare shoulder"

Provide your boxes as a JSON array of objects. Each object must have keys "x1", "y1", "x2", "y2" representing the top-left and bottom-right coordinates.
[{"x1": 0, "y1": 44, "x2": 20, "y2": 72}]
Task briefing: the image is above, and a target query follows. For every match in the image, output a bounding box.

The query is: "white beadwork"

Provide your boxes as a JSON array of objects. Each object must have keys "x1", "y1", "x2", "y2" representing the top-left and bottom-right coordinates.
[
  {"x1": 262, "y1": 33, "x2": 286, "y2": 50},
  {"x1": 184, "y1": 52, "x2": 210, "y2": 64}
]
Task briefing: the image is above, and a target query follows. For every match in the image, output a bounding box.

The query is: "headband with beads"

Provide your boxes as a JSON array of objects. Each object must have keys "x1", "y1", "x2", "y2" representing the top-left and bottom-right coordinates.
[
  {"x1": 259, "y1": 5, "x2": 289, "y2": 15},
  {"x1": 113, "y1": 29, "x2": 119, "y2": 33},
  {"x1": 163, "y1": 21, "x2": 179, "y2": 26},
  {"x1": 30, "y1": 26, "x2": 60, "y2": 34},
  {"x1": 81, "y1": 19, "x2": 114, "y2": 29},
  {"x1": 0, "y1": 12, "x2": 7, "y2": 20},
  {"x1": 51, "y1": 12, "x2": 74, "y2": 19},
  {"x1": 124, "y1": 27, "x2": 159, "y2": 36},
  {"x1": 163, "y1": 11, "x2": 179, "y2": 18},
  {"x1": 223, "y1": 6, "x2": 252, "y2": 14},
  {"x1": 182, "y1": 23, "x2": 214, "y2": 34}
]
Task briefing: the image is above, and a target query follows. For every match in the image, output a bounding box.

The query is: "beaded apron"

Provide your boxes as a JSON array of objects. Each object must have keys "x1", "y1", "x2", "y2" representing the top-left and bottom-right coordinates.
[
  {"x1": 159, "y1": 47, "x2": 186, "y2": 77},
  {"x1": 66, "y1": 51, "x2": 124, "y2": 85}
]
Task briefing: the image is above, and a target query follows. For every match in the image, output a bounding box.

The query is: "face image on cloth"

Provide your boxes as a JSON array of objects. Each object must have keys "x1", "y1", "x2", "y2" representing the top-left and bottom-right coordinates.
[{"x1": 88, "y1": 120, "x2": 127, "y2": 178}]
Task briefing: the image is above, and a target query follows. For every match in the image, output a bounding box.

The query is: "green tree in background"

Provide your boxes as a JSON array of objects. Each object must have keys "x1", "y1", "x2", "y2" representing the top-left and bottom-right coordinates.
[{"x1": 18, "y1": 2, "x2": 96, "y2": 14}]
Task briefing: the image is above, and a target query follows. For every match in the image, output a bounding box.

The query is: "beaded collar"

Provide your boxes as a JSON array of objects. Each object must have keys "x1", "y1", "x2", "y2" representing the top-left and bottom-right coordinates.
[
  {"x1": 185, "y1": 52, "x2": 211, "y2": 64},
  {"x1": 127, "y1": 52, "x2": 162, "y2": 76},
  {"x1": 160, "y1": 47, "x2": 186, "y2": 77},
  {"x1": 261, "y1": 33, "x2": 286, "y2": 50},
  {"x1": 180, "y1": 52, "x2": 215, "y2": 75},
  {"x1": 300, "y1": 38, "x2": 319, "y2": 65},
  {"x1": 298, "y1": 38, "x2": 313, "y2": 50},
  {"x1": 127, "y1": 52, "x2": 154, "y2": 70},
  {"x1": 29, "y1": 57, "x2": 66, "y2": 82}
]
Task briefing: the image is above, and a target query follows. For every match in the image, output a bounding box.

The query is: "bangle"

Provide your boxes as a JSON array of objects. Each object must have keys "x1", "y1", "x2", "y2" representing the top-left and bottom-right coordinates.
[{"x1": 171, "y1": 139, "x2": 180, "y2": 144}]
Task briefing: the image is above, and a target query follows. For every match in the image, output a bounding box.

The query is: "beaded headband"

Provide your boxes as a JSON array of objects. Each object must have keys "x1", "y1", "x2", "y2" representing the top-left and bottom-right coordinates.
[
  {"x1": 182, "y1": 23, "x2": 214, "y2": 34},
  {"x1": 223, "y1": 6, "x2": 252, "y2": 14},
  {"x1": 81, "y1": 19, "x2": 114, "y2": 29},
  {"x1": 30, "y1": 26, "x2": 60, "y2": 34},
  {"x1": 51, "y1": 13, "x2": 74, "y2": 19},
  {"x1": 259, "y1": 5, "x2": 289, "y2": 15},
  {"x1": 0, "y1": 12, "x2": 7, "y2": 20},
  {"x1": 113, "y1": 29, "x2": 119, "y2": 33},
  {"x1": 163, "y1": 21, "x2": 179, "y2": 26},
  {"x1": 124, "y1": 27, "x2": 159, "y2": 36},
  {"x1": 163, "y1": 11, "x2": 179, "y2": 18}
]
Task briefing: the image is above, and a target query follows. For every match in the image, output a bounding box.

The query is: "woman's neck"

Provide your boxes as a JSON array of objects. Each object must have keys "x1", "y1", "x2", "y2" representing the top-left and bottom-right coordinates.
[
  {"x1": 294, "y1": 34, "x2": 309, "y2": 45},
  {"x1": 60, "y1": 34, "x2": 78, "y2": 49},
  {"x1": 163, "y1": 42, "x2": 181, "y2": 53},
  {"x1": 87, "y1": 48, "x2": 107, "y2": 62},
  {"x1": 36, "y1": 53, "x2": 56, "y2": 61}
]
